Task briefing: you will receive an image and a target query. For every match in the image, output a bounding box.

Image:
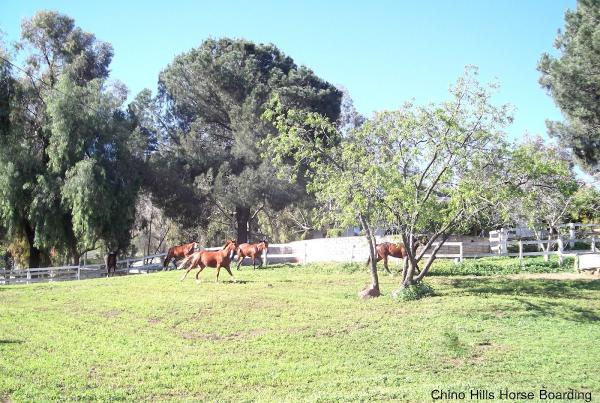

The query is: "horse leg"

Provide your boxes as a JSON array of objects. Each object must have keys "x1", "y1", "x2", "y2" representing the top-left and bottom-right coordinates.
[
  {"x1": 236, "y1": 255, "x2": 243, "y2": 271},
  {"x1": 215, "y1": 265, "x2": 221, "y2": 283},
  {"x1": 195, "y1": 264, "x2": 206, "y2": 284},
  {"x1": 180, "y1": 264, "x2": 195, "y2": 281},
  {"x1": 252, "y1": 256, "x2": 256, "y2": 270},
  {"x1": 383, "y1": 255, "x2": 393, "y2": 276},
  {"x1": 223, "y1": 266, "x2": 237, "y2": 283}
]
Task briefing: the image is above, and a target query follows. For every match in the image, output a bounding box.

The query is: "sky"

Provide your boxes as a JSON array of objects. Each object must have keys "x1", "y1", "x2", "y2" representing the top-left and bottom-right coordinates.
[{"x1": 1, "y1": 0, "x2": 576, "y2": 141}]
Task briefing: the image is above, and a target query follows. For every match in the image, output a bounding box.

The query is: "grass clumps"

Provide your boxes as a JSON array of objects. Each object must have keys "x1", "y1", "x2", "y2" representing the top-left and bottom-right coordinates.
[
  {"x1": 391, "y1": 281, "x2": 435, "y2": 301},
  {"x1": 0, "y1": 264, "x2": 598, "y2": 401},
  {"x1": 429, "y1": 256, "x2": 573, "y2": 276}
]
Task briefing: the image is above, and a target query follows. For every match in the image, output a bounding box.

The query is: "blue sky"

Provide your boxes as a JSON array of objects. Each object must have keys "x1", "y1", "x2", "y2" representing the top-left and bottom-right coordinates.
[{"x1": 1, "y1": 0, "x2": 575, "y2": 140}]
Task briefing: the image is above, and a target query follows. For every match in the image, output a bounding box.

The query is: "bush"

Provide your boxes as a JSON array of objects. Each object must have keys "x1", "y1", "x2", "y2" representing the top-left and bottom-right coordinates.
[
  {"x1": 391, "y1": 282, "x2": 435, "y2": 301},
  {"x1": 428, "y1": 256, "x2": 573, "y2": 276},
  {"x1": 566, "y1": 241, "x2": 591, "y2": 251}
]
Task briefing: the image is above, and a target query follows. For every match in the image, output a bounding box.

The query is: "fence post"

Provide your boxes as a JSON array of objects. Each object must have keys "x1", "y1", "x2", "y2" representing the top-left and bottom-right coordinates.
[
  {"x1": 557, "y1": 237, "x2": 563, "y2": 265},
  {"x1": 459, "y1": 242, "x2": 463, "y2": 262},
  {"x1": 544, "y1": 238, "x2": 550, "y2": 262},
  {"x1": 518, "y1": 240, "x2": 523, "y2": 264},
  {"x1": 569, "y1": 223, "x2": 576, "y2": 248},
  {"x1": 303, "y1": 242, "x2": 308, "y2": 265},
  {"x1": 27, "y1": 269, "x2": 31, "y2": 284},
  {"x1": 351, "y1": 244, "x2": 355, "y2": 263},
  {"x1": 592, "y1": 236, "x2": 596, "y2": 253},
  {"x1": 263, "y1": 249, "x2": 268, "y2": 268},
  {"x1": 500, "y1": 228, "x2": 508, "y2": 255}
]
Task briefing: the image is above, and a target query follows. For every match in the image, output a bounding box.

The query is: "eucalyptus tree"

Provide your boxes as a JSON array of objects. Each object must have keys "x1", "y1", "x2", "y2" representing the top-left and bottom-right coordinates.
[
  {"x1": 0, "y1": 11, "x2": 139, "y2": 266},
  {"x1": 265, "y1": 68, "x2": 514, "y2": 296},
  {"x1": 155, "y1": 38, "x2": 341, "y2": 244}
]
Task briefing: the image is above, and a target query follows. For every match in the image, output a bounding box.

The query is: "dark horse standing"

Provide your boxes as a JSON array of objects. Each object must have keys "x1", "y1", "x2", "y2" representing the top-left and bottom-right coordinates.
[
  {"x1": 105, "y1": 251, "x2": 118, "y2": 277},
  {"x1": 366, "y1": 236, "x2": 429, "y2": 275},
  {"x1": 163, "y1": 241, "x2": 197, "y2": 270},
  {"x1": 235, "y1": 240, "x2": 269, "y2": 270}
]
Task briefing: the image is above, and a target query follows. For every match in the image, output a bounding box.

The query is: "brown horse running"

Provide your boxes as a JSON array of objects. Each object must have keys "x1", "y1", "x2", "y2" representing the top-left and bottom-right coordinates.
[
  {"x1": 235, "y1": 240, "x2": 269, "y2": 270},
  {"x1": 163, "y1": 241, "x2": 197, "y2": 270},
  {"x1": 179, "y1": 239, "x2": 238, "y2": 283},
  {"x1": 366, "y1": 236, "x2": 429, "y2": 275}
]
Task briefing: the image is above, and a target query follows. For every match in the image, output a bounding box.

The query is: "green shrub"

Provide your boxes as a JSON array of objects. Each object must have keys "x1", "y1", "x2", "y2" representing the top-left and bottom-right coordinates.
[
  {"x1": 428, "y1": 256, "x2": 573, "y2": 276},
  {"x1": 325, "y1": 229, "x2": 343, "y2": 237},
  {"x1": 391, "y1": 282, "x2": 435, "y2": 301},
  {"x1": 566, "y1": 241, "x2": 591, "y2": 251}
]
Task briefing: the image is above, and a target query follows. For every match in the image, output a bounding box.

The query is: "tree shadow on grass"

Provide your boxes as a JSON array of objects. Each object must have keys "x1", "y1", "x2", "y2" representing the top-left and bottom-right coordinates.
[
  {"x1": 449, "y1": 277, "x2": 600, "y2": 323},
  {"x1": 0, "y1": 339, "x2": 24, "y2": 344},
  {"x1": 449, "y1": 277, "x2": 600, "y2": 300},
  {"x1": 513, "y1": 298, "x2": 600, "y2": 323}
]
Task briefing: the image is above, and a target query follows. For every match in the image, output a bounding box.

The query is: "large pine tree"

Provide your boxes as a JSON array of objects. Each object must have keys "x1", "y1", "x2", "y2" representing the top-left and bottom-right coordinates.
[
  {"x1": 538, "y1": 0, "x2": 600, "y2": 176},
  {"x1": 153, "y1": 38, "x2": 342, "y2": 244}
]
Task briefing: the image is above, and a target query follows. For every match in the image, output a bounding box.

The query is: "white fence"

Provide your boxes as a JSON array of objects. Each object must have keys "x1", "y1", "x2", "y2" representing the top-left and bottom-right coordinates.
[
  {"x1": 0, "y1": 253, "x2": 168, "y2": 285},
  {"x1": 3, "y1": 230, "x2": 599, "y2": 285},
  {"x1": 0, "y1": 244, "x2": 296, "y2": 285}
]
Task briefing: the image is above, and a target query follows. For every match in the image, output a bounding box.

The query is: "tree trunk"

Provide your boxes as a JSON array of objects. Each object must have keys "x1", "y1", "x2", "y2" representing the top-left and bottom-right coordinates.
[
  {"x1": 235, "y1": 205, "x2": 251, "y2": 244},
  {"x1": 401, "y1": 234, "x2": 418, "y2": 287},
  {"x1": 72, "y1": 252, "x2": 80, "y2": 266},
  {"x1": 23, "y1": 222, "x2": 45, "y2": 268},
  {"x1": 358, "y1": 213, "x2": 381, "y2": 299},
  {"x1": 147, "y1": 213, "x2": 153, "y2": 256}
]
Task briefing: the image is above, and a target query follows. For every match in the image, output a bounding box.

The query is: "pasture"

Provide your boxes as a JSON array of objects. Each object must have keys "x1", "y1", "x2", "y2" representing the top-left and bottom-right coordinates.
[{"x1": 1, "y1": 262, "x2": 598, "y2": 402}]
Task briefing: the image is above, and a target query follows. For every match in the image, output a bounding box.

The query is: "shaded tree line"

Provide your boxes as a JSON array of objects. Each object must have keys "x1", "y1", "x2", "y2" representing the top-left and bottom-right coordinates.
[
  {"x1": 0, "y1": 11, "x2": 343, "y2": 267},
  {"x1": 1, "y1": 3, "x2": 598, "y2": 280}
]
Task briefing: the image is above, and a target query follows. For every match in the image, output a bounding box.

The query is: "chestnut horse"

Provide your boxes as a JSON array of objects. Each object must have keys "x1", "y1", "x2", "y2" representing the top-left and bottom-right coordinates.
[
  {"x1": 163, "y1": 241, "x2": 197, "y2": 270},
  {"x1": 178, "y1": 240, "x2": 238, "y2": 283},
  {"x1": 366, "y1": 236, "x2": 429, "y2": 275},
  {"x1": 235, "y1": 240, "x2": 269, "y2": 270}
]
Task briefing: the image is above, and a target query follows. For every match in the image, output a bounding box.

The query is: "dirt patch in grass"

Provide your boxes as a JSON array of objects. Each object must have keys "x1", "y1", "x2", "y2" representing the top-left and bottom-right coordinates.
[
  {"x1": 469, "y1": 341, "x2": 505, "y2": 364},
  {"x1": 180, "y1": 328, "x2": 268, "y2": 341},
  {"x1": 102, "y1": 310, "x2": 121, "y2": 318},
  {"x1": 314, "y1": 321, "x2": 370, "y2": 337},
  {"x1": 88, "y1": 366, "x2": 98, "y2": 380}
]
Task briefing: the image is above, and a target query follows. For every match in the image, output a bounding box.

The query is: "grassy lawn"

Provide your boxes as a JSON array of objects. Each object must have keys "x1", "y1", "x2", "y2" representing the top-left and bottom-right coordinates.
[{"x1": 0, "y1": 263, "x2": 598, "y2": 402}]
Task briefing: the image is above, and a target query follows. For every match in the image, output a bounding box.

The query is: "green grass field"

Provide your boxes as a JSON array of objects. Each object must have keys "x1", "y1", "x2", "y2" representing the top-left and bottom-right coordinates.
[{"x1": 0, "y1": 262, "x2": 598, "y2": 402}]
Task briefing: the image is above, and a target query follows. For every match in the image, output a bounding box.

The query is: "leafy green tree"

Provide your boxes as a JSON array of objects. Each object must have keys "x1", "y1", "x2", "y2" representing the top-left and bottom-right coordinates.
[
  {"x1": 0, "y1": 11, "x2": 139, "y2": 266},
  {"x1": 265, "y1": 68, "x2": 514, "y2": 296},
  {"x1": 504, "y1": 138, "x2": 580, "y2": 258},
  {"x1": 538, "y1": 0, "x2": 600, "y2": 176},
  {"x1": 153, "y1": 38, "x2": 341, "y2": 244},
  {"x1": 569, "y1": 185, "x2": 600, "y2": 223}
]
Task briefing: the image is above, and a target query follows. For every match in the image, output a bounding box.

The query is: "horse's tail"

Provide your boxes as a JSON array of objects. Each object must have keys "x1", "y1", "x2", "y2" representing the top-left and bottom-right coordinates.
[{"x1": 177, "y1": 253, "x2": 194, "y2": 270}]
